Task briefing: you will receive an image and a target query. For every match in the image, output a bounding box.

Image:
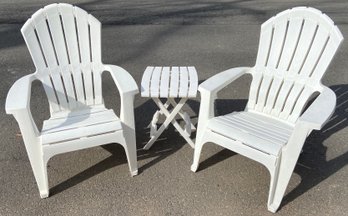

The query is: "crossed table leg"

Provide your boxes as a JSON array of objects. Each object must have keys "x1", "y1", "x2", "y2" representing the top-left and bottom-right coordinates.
[{"x1": 143, "y1": 98, "x2": 196, "y2": 150}]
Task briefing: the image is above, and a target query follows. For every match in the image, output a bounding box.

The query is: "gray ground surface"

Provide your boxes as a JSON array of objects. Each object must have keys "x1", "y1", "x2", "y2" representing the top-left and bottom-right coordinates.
[{"x1": 0, "y1": 0, "x2": 347, "y2": 215}]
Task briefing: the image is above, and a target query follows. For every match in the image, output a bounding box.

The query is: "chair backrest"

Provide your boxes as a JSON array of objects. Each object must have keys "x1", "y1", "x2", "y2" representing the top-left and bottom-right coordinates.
[
  {"x1": 247, "y1": 7, "x2": 343, "y2": 124},
  {"x1": 21, "y1": 3, "x2": 103, "y2": 114}
]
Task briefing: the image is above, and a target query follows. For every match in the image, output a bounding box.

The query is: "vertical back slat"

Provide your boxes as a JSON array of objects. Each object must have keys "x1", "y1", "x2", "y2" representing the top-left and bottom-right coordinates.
[
  {"x1": 247, "y1": 72, "x2": 263, "y2": 110},
  {"x1": 255, "y1": 73, "x2": 273, "y2": 112},
  {"x1": 89, "y1": 15, "x2": 101, "y2": 63},
  {"x1": 287, "y1": 86, "x2": 316, "y2": 122},
  {"x1": 32, "y1": 9, "x2": 69, "y2": 110},
  {"x1": 75, "y1": 7, "x2": 94, "y2": 105},
  {"x1": 270, "y1": 80, "x2": 294, "y2": 116},
  {"x1": 311, "y1": 36, "x2": 341, "y2": 81},
  {"x1": 88, "y1": 15, "x2": 103, "y2": 104},
  {"x1": 298, "y1": 26, "x2": 330, "y2": 77},
  {"x1": 21, "y1": 22, "x2": 60, "y2": 112},
  {"x1": 287, "y1": 19, "x2": 318, "y2": 74},
  {"x1": 263, "y1": 75, "x2": 283, "y2": 114},
  {"x1": 266, "y1": 19, "x2": 288, "y2": 68},
  {"x1": 45, "y1": 5, "x2": 77, "y2": 109},
  {"x1": 277, "y1": 17, "x2": 304, "y2": 71},
  {"x1": 279, "y1": 83, "x2": 305, "y2": 119},
  {"x1": 21, "y1": 22, "x2": 47, "y2": 71},
  {"x1": 59, "y1": 4, "x2": 86, "y2": 105},
  {"x1": 249, "y1": 20, "x2": 275, "y2": 110},
  {"x1": 255, "y1": 24, "x2": 274, "y2": 67}
]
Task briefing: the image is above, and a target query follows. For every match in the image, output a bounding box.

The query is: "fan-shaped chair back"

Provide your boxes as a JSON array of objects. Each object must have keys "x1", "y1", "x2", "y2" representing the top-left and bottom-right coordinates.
[
  {"x1": 21, "y1": 3, "x2": 103, "y2": 113},
  {"x1": 247, "y1": 7, "x2": 343, "y2": 123}
]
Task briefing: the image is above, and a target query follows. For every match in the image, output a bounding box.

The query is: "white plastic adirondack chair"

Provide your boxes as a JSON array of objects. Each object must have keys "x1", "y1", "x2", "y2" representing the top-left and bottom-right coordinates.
[
  {"x1": 5, "y1": 3, "x2": 139, "y2": 198},
  {"x1": 191, "y1": 7, "x2": 343, "y2": 212}
]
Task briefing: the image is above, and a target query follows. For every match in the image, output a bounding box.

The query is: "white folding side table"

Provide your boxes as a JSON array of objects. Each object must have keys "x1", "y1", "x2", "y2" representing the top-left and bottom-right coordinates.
[{"x1": 141, "y1": 66, "x2": 198, "y2": 150}]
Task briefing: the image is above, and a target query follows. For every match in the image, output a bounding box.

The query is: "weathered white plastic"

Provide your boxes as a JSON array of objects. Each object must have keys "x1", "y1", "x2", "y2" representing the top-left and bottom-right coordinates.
[
  {"x1": 5, "y1": 3, "x2": 139, "y2": 198},
  {"x1": 191, "y1": 7, "x2": 343, "y2": 213},
  {"x1": 141, "y1": 66, "x2": 198, "y2": 150}
]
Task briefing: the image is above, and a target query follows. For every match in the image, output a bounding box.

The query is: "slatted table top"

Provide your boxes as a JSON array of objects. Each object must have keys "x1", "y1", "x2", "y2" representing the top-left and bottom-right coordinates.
[{"x1": 141, "y1": 66, "x2": 198, "y2": 98}]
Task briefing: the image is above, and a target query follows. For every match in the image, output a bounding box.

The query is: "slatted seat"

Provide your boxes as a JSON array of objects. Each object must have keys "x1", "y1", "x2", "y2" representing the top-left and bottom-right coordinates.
[
  {"x1": 191, "y1": 7, "x2": 343, "y2": 213},
  {"x1": 5, "y1": 3, "x2": 139, "y2": 198},
  {"x1": 41, "y1": 109, "x2": 122, "y2": 145},
  {"x1": 141, "y1": 66, "x2": 198, "y2": 150},
  {"x1": 208, "y1": 112, "x2": 293, "y2": 156}
]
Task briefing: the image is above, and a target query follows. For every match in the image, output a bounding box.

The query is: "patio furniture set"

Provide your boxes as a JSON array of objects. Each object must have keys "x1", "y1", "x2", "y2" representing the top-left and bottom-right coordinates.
[{"x1": 5, "y1": 3, "x2": 343, "y2": 213}]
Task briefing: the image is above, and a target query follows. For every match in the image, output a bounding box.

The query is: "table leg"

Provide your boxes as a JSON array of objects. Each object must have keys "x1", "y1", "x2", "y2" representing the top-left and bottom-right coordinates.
[
  {"x1": 143, "y1": 98, "x2": 186, "y2": 150},
  {"x1": 168, "y1": 98, "x2": 196, "y2": 131},
  {"x1": 155, "y1": 98, "x2": 195, "y2": 148}
]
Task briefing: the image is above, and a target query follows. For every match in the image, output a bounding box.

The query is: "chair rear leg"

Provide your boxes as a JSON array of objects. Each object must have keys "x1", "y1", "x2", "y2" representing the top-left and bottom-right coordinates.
[
  {"x1": 267, "y1": 164, "x2": 280, "y2": 213},
  {"x1": 267, "y1": 156, "x2": 298, "y2": 213},
  {"x1": 268, "y1": 129, "x2": 308, "y2": 212}
]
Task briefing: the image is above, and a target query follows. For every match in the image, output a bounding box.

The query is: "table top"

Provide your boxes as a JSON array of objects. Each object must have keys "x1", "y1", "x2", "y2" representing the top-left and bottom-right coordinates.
[{"x1": 141, "y1": 66, "x2": 198, "y2": 98}]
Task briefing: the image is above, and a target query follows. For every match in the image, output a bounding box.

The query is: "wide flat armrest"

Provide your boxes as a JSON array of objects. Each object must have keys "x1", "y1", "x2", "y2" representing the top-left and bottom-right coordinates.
[
  {"x1": 6, "y1": 74, "x2": 36, "y2": 114},
  {"x1": 298, "y1": 86, "x2": 336, "y2": 130},
  {"x1": 103, "y1": 64, "x2": 138, "y2": 128},
  {"x1": 103, "y1": 64, "x2": 139, "y2": 95},
  {"x1": 199, "y1": 67, "x2": 251, "y2": 95}
]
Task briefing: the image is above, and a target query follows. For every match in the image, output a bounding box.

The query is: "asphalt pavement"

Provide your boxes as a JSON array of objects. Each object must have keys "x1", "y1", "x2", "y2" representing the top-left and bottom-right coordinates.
[{"x1": 0, "y1": 1, "x2": 347, "y2": 215}]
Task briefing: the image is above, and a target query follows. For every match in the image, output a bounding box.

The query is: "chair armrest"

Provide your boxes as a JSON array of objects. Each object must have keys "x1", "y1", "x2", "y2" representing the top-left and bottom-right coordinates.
[
  {"x1": 103, "y1": 64, "x2": 139, "y2": 96},
  {"x1": 198, "y1": 67, "x2": 251, "y2": 95},
  {"x1": 298, "y1": 86, "x2": 336, "y2": 130},
  {"x1": 5, "y1": 73, "x2": 40, "y2": 139},
  {"x1": 6, "y1": 74, "x2": 36, "y2": 114},
  {"x1": 103, "y1": 64, "x2": 139, "y2": 128},
  {"x1": 198, "y1": 67, "x2": 251, "y2": 120}
]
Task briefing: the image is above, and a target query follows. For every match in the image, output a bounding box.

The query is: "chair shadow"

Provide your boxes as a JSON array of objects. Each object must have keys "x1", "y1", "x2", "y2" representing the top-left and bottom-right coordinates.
[
  {"x1": 50, "y1": 98, "x2": 200, "y2": 196},
  {"x1": 49, "y1": 144, "x2": 127, "y2": 196},
  {"x1": 50, "y1": 80, "x2": 347, "y2": 202}
]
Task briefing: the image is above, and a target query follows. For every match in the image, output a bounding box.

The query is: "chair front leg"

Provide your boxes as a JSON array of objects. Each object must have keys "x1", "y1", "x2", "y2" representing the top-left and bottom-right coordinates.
[
  {"x1": 13, "y1": 109, "x2": 49, "y2": 198},
  {"x1": 191, "y1": 90, "x2": 216, "y2": 172},
  {"x1": 119, "y1": 92, "x2": 138, "y2": 176},
  {"x1": 121, "y1": 132, "x2": 138, "y2": 176}
]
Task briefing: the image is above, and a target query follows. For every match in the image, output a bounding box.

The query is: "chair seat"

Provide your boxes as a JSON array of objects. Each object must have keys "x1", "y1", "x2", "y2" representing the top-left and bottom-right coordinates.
[
  {"x1": 207, "y1": 111, "x2": 294, "y2": 156},
  {"x1": 41, "y1": 108, "x2": 122, "y2": 145}
]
